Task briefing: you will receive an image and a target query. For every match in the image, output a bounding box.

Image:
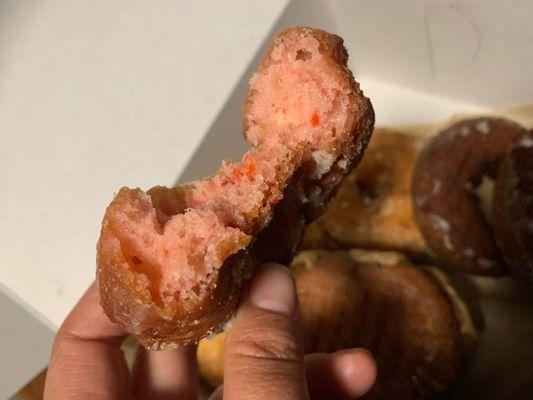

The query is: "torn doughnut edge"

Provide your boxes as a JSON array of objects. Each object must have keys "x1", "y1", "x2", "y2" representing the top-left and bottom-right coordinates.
[{"x1": 97, "y1": 27, "x2": 373, "y2": 348}]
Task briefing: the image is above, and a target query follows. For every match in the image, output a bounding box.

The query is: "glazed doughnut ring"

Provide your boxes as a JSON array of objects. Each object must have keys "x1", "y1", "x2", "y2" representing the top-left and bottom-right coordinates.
[{"x1": 412, "y1": 117, "x2": 529, "y2": 275}]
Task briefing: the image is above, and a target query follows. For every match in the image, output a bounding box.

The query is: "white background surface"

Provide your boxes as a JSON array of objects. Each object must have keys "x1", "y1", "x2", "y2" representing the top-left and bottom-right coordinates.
[
  {"x1": 0, "y1": 0, "x2": 288, "y2": 330},
  {"x1": 0, "y1": 1, "x2": 288, "y2": 396},
  {"x1": 2, "y1": 0, "x2": 532, "y2": 397}
]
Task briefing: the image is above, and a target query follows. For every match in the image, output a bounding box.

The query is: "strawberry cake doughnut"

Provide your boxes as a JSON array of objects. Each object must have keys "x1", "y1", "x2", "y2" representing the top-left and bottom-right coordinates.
[{"x1": 96, "y1": 27, "x2": 374, "y2": 349}]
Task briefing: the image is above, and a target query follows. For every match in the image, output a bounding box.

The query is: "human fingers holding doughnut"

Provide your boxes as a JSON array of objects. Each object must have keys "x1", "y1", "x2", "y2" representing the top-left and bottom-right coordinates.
[
  {"x1": 223, "y1": 264, "x2": 376, "y2": 400},
  {"x1": 44, "y1": 269, "x2": 377, "y2": 400}
]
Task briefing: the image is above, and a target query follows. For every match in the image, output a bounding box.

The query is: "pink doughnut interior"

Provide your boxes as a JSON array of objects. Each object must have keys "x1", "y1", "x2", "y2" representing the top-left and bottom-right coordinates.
[{"x1": 103, "y1": 32, "x2": 353, "y2": 304}]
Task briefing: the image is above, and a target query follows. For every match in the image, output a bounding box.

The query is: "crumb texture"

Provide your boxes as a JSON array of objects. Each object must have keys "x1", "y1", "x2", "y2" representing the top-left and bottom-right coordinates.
[{"x1": 97, "y1": 27, "x2": 374, "y2": 348}]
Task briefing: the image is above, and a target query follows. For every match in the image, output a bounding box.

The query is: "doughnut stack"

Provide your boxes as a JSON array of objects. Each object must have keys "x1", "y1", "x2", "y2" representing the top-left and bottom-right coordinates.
[
  {"x1": 94, "y1": 24, "x2": 530, "y2": 400},
  {"x1": 412, "y1": 117, "x2": 532, "y2": 281},
  {"x1": 198, "y1": 116, "x2": 532, "y2": 399}
]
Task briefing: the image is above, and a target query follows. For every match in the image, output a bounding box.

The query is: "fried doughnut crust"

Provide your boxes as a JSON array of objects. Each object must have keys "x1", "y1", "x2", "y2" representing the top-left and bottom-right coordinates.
[
  {"x1": 196, "y1": 249, "x2": 478, "y2": 398},
  {"x1": 412, "y1": 117, "x2": 528, "y2": 275},
  {"x1": 303, "y1": 129, "x2": 429, "y2": 261},
  {"x1": 97, "y1": 27, "x2": 374, "y2": 349},
  {"x1": 492, "y1": 135, "x2": 533, "y2": 286},
  {"x1": 294, "y1": 249, "x2": 477, "y2": 400}
]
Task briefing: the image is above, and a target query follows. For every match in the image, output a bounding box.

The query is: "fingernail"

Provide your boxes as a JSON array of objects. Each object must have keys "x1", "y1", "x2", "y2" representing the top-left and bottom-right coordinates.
[
  {"x1": 248, "y1": 264, "x2": 297, "y2": 316},
  {"x1": 333, "y1": 348, "x2": 377, "y2": 397}
]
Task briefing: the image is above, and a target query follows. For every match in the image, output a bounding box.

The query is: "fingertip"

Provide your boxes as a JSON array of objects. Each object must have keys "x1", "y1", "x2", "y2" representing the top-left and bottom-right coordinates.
[
  {"x1": 247, "y1": 263, "x2": 297, "y2": 317},
  {"x1": 333, "y1": 348, "x2": 377, "y2": 398},
  {"x1": 132, "y1": 344, "x2": 198, "y2": 400},
  {"x1": 224, "y1": 263, "x2": 307, "y2": 400}
]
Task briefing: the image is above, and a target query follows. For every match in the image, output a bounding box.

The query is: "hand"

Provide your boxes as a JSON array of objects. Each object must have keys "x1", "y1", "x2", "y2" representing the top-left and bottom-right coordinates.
[{"x1": 44, "y1": 264, "x2": 376, "y2": 399}]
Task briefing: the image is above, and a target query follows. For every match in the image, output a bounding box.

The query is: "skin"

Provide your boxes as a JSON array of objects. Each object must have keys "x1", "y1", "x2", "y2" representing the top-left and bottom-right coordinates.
[{"x1": 44, "y1": 264, "x2": 376, "y2": 400}]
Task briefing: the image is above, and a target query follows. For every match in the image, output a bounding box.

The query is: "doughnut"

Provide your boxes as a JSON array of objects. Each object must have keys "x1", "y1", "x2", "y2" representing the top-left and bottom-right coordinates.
[
  {"x1": 296, "y1": 249, "x2": 478, "y2": 399},
  {"x1": 302, "y1": 129, "x2": 429, "y2": 260},
  {"x1": 411, "y1": 117, "x2": 529, "y2": 275},
  {"x1": 196, "y1": 329, "x2": 228, "y2": 388},
  {"x1": 291, "y1": 251, "x2": 365, "y2": 353},
  {"x1": 492, "y1": 134, "x2": 533, "y2": 286},
  {"x1": 96, "y1": 27, "x2": 374, "y2": 349},
  {"x1": 196, "y1": 249, "x2": 478, "y2": 398},
  {"x1": 345, "y1": 249, "x2": 477, "y2": 399}
]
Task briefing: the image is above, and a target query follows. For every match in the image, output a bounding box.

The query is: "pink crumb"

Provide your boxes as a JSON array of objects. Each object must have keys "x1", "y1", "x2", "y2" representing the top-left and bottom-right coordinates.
[{"x1": 105, "y1": 31, "x2": 354, "y2": 304}]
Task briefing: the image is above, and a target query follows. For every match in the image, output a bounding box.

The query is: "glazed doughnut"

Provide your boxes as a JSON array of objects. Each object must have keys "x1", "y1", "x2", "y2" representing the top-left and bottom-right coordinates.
[
  {"x1": 302, "y1": 129, "x2": 429, "y2": 260},
  {"x1": 96, "y1": 27, "x2": 374, "y2": 349},
  {"x1": 412, "y1": 117, "x2": 529, "y2": 275},
  {"x1": 196, "y1": 249, "x2": 478, "y2": 398},
  {"x1": 492, "y1": 134, "x2": 533, "y2": 286}
]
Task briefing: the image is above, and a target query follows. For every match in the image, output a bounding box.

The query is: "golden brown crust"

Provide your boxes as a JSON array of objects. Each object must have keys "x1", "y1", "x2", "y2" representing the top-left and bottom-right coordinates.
[
  {"x1": 197, "y1": 330, "x2": 228, "y2": 388},
  {"x1": 424, "y1": 267, "x2": 480, "y2": 353},
  {"x1": 492, "y1": 136, "x2": 533, "y2": 287},
  {"x1": 412, "y1": 117, "x2": 529, "y2": 276},
  {"x1": 98, "y1": 197, "x2": 254, "y2": 349},
  {"x1": 291, "y1": 251, "x2": 365, "y2": 353},
  {"x1": 302, "y1": 129, "x2": 430, "y2": 261},
  {"x1": 344, "y1": 249, "x2": 473, "y2": 399},
  {"x1": 97, "y1": 27, "x2": 374, "y2": 349}
]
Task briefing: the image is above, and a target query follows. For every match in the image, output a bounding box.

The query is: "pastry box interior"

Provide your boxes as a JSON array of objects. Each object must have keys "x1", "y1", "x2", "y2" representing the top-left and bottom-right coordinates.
[{"x1": 2, "y1": 0, "x2": 533, "y2": 398}]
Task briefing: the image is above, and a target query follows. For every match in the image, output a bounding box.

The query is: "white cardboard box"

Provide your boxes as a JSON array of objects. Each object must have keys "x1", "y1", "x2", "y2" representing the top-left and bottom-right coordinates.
[{"x1": 1, "y1": 0, "x2": 532, "y2": 397}]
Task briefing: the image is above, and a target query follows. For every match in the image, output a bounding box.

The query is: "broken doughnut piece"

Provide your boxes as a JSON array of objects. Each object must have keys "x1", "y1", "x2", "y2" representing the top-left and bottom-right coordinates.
[{"x1": 97, "y1": 27, "x2": 374, "y2": 349}]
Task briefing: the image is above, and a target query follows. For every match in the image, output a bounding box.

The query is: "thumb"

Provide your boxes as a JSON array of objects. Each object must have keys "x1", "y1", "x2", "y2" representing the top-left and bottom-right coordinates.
[{"x1": 223, "y1": 264, "x2": 308, "y2": 400}]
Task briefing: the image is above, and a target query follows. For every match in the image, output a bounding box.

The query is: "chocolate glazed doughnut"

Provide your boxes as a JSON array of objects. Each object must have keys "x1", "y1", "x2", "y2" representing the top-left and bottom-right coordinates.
[
  {"x1": 492, "y1": 134, "x2": 533, "y2": 286},
  {"x1": 96, "y1": 27, "x2": 374, "y2": 349},
  {"x1": 412, "y1": 117, "x2": 528, "y2": 276}
]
